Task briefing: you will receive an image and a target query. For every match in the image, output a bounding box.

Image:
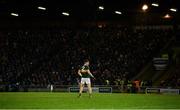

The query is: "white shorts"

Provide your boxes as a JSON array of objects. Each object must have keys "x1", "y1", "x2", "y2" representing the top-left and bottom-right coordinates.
[{"x1": 81, "y1": 78, "x2": 91, "y2": 84}]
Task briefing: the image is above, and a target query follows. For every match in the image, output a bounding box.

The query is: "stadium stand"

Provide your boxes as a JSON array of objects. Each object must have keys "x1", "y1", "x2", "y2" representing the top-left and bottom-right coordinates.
[{"x1": 0, "y1": 25, "x2": 177, "y2": 92}]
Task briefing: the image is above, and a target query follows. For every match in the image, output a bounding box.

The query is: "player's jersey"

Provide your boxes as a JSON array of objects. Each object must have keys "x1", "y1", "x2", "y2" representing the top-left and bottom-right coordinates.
[{"x1": 80, "y1": 65, "x2": 90, "y2": 78}]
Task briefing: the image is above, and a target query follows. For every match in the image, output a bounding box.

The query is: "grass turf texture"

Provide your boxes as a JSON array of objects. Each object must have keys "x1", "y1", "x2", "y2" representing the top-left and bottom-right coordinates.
[{"x1": 0, "y1": 92, "x2": 180, "y2": 109}]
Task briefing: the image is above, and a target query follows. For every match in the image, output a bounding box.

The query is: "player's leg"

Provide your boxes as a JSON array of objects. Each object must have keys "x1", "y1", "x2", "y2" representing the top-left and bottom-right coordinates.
[
  {"x1": 78, "y1": 78, "x2": 84, "y2": 97},
  {"x1": 87, "y1": 78, "x2": 92, "y2": 97},
  {"x1": 79, "y1": 83, "x2": 84, "y2": 94}
]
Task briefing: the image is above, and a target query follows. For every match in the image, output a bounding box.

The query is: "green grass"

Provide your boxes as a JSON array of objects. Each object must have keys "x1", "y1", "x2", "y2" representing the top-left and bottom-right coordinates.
[{"x1": 0, "y1": 92, "x2": 180, "y2": 109}]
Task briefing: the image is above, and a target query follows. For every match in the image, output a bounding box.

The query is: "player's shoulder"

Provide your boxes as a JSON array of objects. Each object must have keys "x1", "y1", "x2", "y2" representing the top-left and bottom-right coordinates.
[
  {"x1": 79, "y1": 65, "x2": 89, "y2": 70},
  {"x1": 79, "y1": 65, "x2": 84, "y2": 69},
  {"x1": 84, "y1": 65, "x2": 89, "y2": 69}
]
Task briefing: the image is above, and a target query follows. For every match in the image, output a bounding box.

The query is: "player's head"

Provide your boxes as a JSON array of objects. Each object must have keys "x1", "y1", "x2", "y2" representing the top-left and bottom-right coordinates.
[{"x1": 84, "y1": 59, "x2": 89, "y2": 66}]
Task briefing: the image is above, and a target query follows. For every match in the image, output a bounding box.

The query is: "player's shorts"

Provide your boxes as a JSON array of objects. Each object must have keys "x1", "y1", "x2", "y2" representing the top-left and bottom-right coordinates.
[{"x1": 81, "y1": 78, "x2": 91, "y2": 84}]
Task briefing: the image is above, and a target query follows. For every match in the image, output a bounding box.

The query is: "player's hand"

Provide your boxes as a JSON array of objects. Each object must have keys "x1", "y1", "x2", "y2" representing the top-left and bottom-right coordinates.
[{"x1": 92, "y1": 77, "x2": 96, "y2": 80}]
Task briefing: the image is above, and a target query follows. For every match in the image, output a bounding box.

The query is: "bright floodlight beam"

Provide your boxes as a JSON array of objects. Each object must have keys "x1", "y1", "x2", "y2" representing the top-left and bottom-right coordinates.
[
  {"x1": 38, "y1": 6, "x2": 46, "y2": 10},
  {"x1": 62, "y1": 12, "x2": 69, "y2": 16},
  {"x1": 170, "y1": 8, "x2": 177, "y2": 12},
  {"x1": 98, "y1": 6, "x2": 104, "y2": 10},
  {"x1": 115, "y1": 11, "x2": 122, "y2": 15},
  {"x1": 11, "y1": 13, "x2": 19, "y2": 16},
  {"x1": 142, "y1": 4, "x2": 148, "y2": 11},
  {"x1": 151, "y1": 3, "x2": 159, "y2": 7}
]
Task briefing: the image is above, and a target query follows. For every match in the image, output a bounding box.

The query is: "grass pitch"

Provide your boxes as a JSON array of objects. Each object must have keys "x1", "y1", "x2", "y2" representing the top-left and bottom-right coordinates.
[{"x1": 0, "y1": 92, "x2": 180, "y2": 109}]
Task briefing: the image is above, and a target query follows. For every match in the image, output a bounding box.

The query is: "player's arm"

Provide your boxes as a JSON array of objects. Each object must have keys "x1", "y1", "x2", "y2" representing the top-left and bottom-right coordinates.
[
  {"x1": 87, "y1": 70, "x2": 95, "y2": 78},
  {"x1": 78, "y1": 69, "x2": 82, "y2": 77}
]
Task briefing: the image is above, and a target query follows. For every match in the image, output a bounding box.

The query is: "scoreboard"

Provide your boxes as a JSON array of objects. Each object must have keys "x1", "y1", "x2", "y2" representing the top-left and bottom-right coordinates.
[{"x1": 153, "y1": 57, "x2": 169, "y2": 70}]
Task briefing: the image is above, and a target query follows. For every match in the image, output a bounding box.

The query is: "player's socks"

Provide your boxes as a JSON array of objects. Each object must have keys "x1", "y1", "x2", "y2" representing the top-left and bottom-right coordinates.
[{"x1": 89, "y1": 94, "x2": 92, "y2": 98}]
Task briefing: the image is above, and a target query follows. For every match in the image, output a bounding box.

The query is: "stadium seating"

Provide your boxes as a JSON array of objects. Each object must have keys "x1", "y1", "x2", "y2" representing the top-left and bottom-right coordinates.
[{"x1": 0, "y1": 26, "x2": 176, "y2": 88}]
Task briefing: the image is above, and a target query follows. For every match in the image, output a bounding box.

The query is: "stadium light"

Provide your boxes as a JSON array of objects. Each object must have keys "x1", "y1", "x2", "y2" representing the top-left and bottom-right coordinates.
[
  {"x1": 62, "y1": 12, "x2": 69, "y2": 16},
  {"x1": 38, "y1": 6, "x2": 46, "y2": 10},
  {"x1": 151, "y1": 3, "x2": 159, "y2": 7},
  {"x1": 170, "y1": 8, "x2": 177, "y2": 12},
  {"x1": 142, "y1": 4, "x2": 148, "y2": 11},
  {"x1": 115, "y1": 11, "x2": 122, "y2": 15},
  {"x1": 163, "y1": 14, "x2": 171, "y2": 19},
  {"x1": 11, "y1": 13, "x2": 19, "y2": 16},
  {"x1": 98, "y1": 6, "x2": 104, "y2": 10}
]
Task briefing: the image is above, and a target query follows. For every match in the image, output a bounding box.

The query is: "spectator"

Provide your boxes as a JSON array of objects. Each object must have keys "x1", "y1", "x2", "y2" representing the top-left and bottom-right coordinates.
[{"x1": 0, "y1": 26, "x2": 175, "y2": 88}]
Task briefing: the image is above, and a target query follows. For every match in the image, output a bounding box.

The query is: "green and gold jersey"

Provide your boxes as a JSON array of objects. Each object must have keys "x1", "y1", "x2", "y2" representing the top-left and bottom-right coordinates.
[{"x1": 80, "y1": 65, "x2": 90, "y2": 78}]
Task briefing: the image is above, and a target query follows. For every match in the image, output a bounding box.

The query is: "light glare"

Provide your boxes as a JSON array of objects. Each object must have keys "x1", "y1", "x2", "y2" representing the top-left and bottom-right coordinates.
[
  {"x1": 98, "y1": 6, "x2": 104, "y2": 10},
  {"x1": 11, "y1": 13, "x2": 19, "y2": 16},
  {"x1": 170, "y1": 8, "x2": 177, "y2": 12},
  {"x1": 152, "y1": 3, "x2": 159, "y2": 7},
  {"x1": 115, "y1": 11, "x2": 122, "y2": 15},
  {"x1": 62, "y1": 12, "x2": 69, "y2": 16},
  {"x1": 142, "y1": 4, "x2": 148, "y2": 11},
  {"x1": 38, "y1": 6, "x2": 46, "y2": 10},
  {"x1": 164, "y1": 14, "x2": 171, "y2": 19}
]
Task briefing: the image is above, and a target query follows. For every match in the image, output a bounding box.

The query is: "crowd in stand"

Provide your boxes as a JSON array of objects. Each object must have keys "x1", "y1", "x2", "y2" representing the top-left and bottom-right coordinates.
[
  {"x1": 160, "y1": 66, "x2": 180, "y2": 88},
  {"x1": 0, "y1": 26, "x2": 175, "y2": 89}
]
